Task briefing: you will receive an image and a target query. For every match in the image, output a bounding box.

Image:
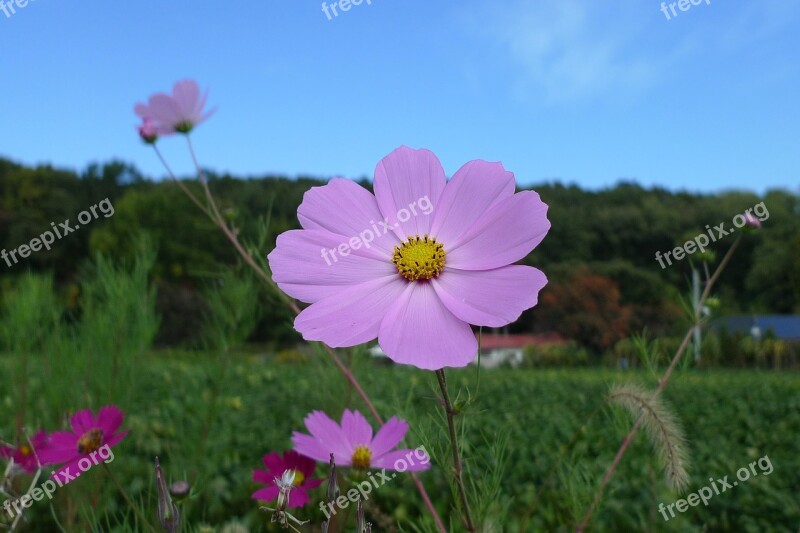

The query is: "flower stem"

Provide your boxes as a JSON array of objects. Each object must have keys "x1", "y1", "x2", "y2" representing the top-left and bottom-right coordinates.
[
  {"x1": 575, "y1": 238, "x2": 741, "y2": 532},
  {"x1": 103, "y1": 464, "x2": 158, "y2": 532},
  {"x1": 436, "y1": 369, "x2": 476, "y2": 532}
]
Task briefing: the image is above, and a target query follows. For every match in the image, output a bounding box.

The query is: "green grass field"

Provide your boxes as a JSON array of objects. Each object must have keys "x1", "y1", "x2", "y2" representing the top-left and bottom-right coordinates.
[{"x1": 3, "y1": 349, "x2": 799, "y2": 532}]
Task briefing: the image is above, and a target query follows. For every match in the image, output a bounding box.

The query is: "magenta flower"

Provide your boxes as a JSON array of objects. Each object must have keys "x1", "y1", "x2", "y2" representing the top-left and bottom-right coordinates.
[
  {"x1": 252, "y1": 450, "x2": 323, "y2": 508},
  {"x1": 0, "y1": 431, "x2": 49, "y2": 473},
  {"x1": 134, "y1": 79, "x2": 215, "y2": 135},
  {"x1": 37, "y1": 406, "x2": 128, "y2": 483},
  {"x1": 268, "y1": 146, "x2": 550, "y2": 369},
  {"x1": 292, "y1": 410, "x2": 430, "y2": 472}
]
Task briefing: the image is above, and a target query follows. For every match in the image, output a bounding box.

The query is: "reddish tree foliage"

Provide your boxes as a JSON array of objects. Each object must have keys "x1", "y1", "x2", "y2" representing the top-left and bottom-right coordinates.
[{"x1": 538, "y1": 272, "x2": 631, "y2": 352}]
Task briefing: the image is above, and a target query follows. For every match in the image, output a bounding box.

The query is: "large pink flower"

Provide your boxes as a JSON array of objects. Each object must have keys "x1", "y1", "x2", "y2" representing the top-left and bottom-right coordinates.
[
  {"x1": 267, "y1": 146, "x2": 550, "y2": 369},
  {"x1": 134, "y1": 79, "x2": 215, "y2": 135},
  {"x1": 37, "y1": 405, "x2": 128, "y2": 484},
  {"x1": 252, "y1": 450, "x2": 324, "y2": 508},
  {"x1": 0, "y1": 431, "x2": 49, "y2": 473},
  {"x1": 292, "y1": 410, "x2": 430, "y2": 472}
]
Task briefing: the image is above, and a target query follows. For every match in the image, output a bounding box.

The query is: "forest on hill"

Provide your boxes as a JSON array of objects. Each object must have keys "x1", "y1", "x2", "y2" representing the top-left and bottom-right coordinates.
[{"x1": 1, "y1": 157, "x2": 798, "y2": 355}]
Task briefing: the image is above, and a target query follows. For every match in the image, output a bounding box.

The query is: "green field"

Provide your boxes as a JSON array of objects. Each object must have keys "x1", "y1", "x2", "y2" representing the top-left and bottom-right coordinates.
[{"x1": 3, "y1": 349, "x2": 799, "y2": 532}]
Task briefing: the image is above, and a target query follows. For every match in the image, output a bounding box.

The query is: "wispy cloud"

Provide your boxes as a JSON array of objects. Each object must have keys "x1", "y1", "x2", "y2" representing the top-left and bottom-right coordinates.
[{"x1": 478, "y1": 0, "x2": 656, "y2": 103}]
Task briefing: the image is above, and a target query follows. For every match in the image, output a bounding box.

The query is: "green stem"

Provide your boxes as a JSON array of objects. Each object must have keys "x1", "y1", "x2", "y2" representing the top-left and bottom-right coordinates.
[
  {"x1": 436, "y1": 369, "x2": 476, "y2": 532},
  {"x1": 104, "y1": 464, "x2": 158, "y2": 532}
]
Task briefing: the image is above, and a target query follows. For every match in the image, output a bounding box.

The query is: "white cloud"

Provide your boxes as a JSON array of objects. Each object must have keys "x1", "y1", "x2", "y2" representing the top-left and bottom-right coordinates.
[{"x1": 480, "y1": 0, "x2": 657, "y2": 103}]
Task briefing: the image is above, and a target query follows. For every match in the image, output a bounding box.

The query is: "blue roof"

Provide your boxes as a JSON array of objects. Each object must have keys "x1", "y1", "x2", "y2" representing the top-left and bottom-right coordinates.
[{"x1": 713, "y1": 315, "x2": 800, "y2": 342}]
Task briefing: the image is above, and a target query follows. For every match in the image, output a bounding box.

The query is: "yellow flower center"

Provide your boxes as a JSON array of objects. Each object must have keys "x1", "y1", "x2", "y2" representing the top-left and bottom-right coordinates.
[
  {"x1": 351, "y1": 445, "x2": 372, "y2": 469},
  {"x1": 291, "y1": 469, "x2": 305, "y2": 486},
  {"x1": 391, "y1": 235, "x2": 446, "y2": 281},
  {"x1": 19, "y1": 444, "x2": 32, "y2": 457},
  {"x1": 77, "y1": 429, "x2": 104, "y2": 454}
]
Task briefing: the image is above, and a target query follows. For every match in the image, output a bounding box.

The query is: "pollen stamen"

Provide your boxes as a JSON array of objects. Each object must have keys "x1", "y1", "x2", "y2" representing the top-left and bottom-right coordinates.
[
  {"x1": 391, "y1": 234, "x2": 446, "y2": 281},
  {"x1": 77, "y1": 428, "x2": 104, "y2": 454},
  {"x1": 351, "y1": 445, "x2": 372, "y2": 469}
]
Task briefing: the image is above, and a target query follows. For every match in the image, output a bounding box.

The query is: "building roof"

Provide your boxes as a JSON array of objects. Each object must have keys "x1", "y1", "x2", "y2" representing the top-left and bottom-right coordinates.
[
  {"x1": 713, "y1": 315, "x2": 800, "y2": 342},
  {"x1": 478, "y1": 333, "x2": 566, "y2": 350}
]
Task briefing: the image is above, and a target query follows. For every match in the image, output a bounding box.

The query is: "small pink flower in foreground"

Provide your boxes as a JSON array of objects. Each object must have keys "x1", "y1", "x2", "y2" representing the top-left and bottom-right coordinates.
[
  {"x1": 38, "y1": 405, "x2": 128, "y2": 483},
  {"x1": 134, "y1": 79, "x2": 215, "y2": 135},
  {"x1": 0, "y1": 431, "x2": 49, "y2": 473},
  {"x1": 252, "y1": 450, "x2": 323, "y2": 508},
  {"x1": 268, "y1": 146, "x2": 550, "y2": 369},
  {"x1": 292, "y1": 410, "x2": 430, "y2": 472}
]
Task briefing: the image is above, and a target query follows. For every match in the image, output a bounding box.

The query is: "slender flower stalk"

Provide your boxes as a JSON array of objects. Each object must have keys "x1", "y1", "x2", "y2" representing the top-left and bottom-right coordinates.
[
  {"x1": 436, "y1": 369, "x2": 476, "y2": 532},
  {"x1": 575, "y1": 238, "x2": 742, "y2": 532}
]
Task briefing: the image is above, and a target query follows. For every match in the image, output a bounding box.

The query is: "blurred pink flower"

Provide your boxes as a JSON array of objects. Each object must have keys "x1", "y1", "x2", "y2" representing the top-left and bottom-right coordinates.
[
  {"x1": 136, "y1": 117, "x2": 159, "y2": 144},
  {"x1": 134, "y1": 79, "x2": 215, "y2": 135},
  {"x1": 0, "y1": 431, "x2": 49, "y2": 473},
  {"x1": 743, "y1": 212, "x2": 762, "y2": 229},
  {"x1": 292, "y1": 409, "x2": 430, "y2": 472},
  {"x1": 252, "y1": 450, "x2": 323, "y2": 508},
  {"x1": 38, "y1": 405, "x2": 128, "y2": 484},
  {"x1": 268, "y1": 146, "x2": 550, "y2": 369}
]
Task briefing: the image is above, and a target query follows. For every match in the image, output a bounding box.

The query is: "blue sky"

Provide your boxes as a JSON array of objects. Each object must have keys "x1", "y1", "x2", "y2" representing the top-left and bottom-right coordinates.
[{"x1": 1, "y1": 0, "x2": 798, "y2": 193}]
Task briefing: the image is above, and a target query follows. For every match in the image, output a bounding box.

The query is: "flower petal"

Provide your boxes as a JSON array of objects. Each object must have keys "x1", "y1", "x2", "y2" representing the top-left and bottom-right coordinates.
[
  {"x1": 304, "y1": 411, "x2": 353, "y2": 457},
  {"x1": 97, "y1": 406, "x2": 124, "y2": 436},
  {"x1": 287, "y1": 488, "x2": 311, "y2": 508},
  {"x1": 446, "y1": 191, "x2": 550, "y2": 270},
  {"x1": 268, "y1": 228, "x2": 395, "y2": 304},
  {"x1": 369, "y1": 417, "x2": 409, "y2": 458},
  {"x1": 373, "y1": 449, "x2": 431, "y2": 471},
  {"x1": 433, "y1": 265, "x2": 547, "y2": 327},
  {"x1": 171, "y1": 80, "x2": 200, "y2": 118},
  {"x1": 50, "y1": 457, "x2": 84, "y2": 484},
  {"x1": 297, "y1": 178, "x2": 399, "y2": 257},
  {"x1": 378, "y1": 282, "x2": 477, "y2": 369},
  {"x1": 260, "y1": 452, "x2": 284, "y2": 475},
  {"x1": 70, "y1": 409, "x2": 95, "y2": 434},
  {"x1": 37, "y1": 431, "x2": 78, "y2": 465},
  {"x1": 373, "y1": 146, "x2": 445, "y2": 241},
  {"x1": 147, "y1": 93, "x2": 182, "y2": 131},
  {"x1": 341, "y1": 410, "x2": 373, "y2": 447},
  {"x1": 292, "y1": 432, "x2": 337, "y2": 464},
  {"x1": 430, "y1": 160, "x2": 516, "y2": 245},
  {"x1": 294, "y1": 275, "x2": 407, "y2": 347},
  {"x1": 252, "y1": 485, "x2": 280, "y2": 502}
]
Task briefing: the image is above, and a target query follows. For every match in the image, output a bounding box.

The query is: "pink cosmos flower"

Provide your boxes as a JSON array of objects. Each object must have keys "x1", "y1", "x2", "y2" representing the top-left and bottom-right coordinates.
[
  {"x1": 252, "y1": 450, "x2": 324, "y2": 508},
  {"x1": 292, "y1": 410, "x2": 430, "y2": 472},
  {"x1": 0, "y1": 431, "x2": 49, "y2": 473},
  {"x1": 37, "y1": 405, "x2": 128, "y2": 483},
  {"x1": 134, "y1": 79, "x2": 215, "y2": 135},
  {"x1": 267, "y1": 146, "x2": 550, "y2": 369}
]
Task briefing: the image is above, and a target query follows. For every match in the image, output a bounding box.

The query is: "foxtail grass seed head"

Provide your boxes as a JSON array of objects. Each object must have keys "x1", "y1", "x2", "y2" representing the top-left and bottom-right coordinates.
[{"x1": 609, "y1": 383, "x2": 689, "y2": 490}]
